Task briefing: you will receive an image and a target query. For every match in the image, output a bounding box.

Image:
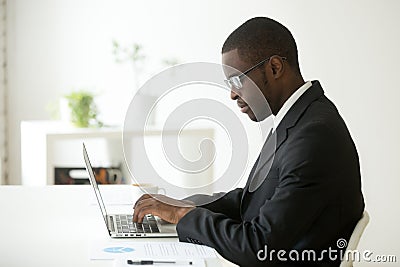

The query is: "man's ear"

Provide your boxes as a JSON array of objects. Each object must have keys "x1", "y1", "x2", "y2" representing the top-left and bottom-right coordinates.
[{"x1": 269, "y1": 56, "x2": 285, "y2": 78}]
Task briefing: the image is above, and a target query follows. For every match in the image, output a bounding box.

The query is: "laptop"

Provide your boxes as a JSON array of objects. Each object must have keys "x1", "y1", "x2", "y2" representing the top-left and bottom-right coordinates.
[{"x1": 83, "y1": 143, "x2": 178, "y2": 238}]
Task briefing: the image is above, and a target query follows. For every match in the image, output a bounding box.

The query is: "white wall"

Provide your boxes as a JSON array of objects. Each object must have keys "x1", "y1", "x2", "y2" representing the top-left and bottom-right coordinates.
[
  {"x1": 0, "y1": 1, "x2": 6, "y2": 185},
  {"x1": 6, "y1": 0, "x2": 400, "y2": 264}
]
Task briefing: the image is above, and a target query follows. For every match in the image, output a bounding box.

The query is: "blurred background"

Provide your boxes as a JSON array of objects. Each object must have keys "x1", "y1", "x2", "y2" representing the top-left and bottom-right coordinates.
[{"x1": 0, "y1": 0, "x2": 399, "y2": 265}]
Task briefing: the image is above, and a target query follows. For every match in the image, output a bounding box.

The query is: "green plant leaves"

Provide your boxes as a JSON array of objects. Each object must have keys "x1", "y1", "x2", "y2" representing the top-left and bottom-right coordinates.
[{"x1": 64, "y1": 91, "x2": 102, "y2": 128}]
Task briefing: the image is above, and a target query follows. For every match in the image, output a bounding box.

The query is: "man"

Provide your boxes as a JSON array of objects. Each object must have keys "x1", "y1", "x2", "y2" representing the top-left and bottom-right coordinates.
[{"x1": 133, "y1": 17, "x2": 364, "y2": 266}]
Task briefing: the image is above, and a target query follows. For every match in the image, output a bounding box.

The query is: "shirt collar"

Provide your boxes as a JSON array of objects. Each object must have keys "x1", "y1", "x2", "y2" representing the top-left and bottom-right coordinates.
[{"x1": 272, "y1": 81, "x2": 312, "y2": 132}]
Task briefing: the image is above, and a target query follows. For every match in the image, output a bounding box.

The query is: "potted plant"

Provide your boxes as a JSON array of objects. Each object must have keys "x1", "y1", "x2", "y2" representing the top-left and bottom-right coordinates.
[{"x1": 64, "y1": 90, "x2": 102, "y2": 128}]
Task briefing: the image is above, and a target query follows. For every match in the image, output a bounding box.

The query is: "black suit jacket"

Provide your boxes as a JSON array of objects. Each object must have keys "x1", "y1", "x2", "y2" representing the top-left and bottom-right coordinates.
[{"x1": 176, "y1": 81, "x2": 365, "y2": 267}]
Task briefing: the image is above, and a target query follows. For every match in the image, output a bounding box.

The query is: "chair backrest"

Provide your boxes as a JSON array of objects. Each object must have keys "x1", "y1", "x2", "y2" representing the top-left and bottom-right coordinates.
[{"x1": 339, "y1": 211, "x2": 370, "y2": 267}]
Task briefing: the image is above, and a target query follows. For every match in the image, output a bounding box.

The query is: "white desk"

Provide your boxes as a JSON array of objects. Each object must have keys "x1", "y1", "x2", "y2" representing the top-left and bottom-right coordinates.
[{"x1": 0, "y1": 185, "x2": 237, "y2": 267}]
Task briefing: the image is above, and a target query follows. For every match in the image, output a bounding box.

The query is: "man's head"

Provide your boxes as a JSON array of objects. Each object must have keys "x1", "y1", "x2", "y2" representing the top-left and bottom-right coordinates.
[{"x1": 222, "y1": 17, "x2": 304, "y2": 120}]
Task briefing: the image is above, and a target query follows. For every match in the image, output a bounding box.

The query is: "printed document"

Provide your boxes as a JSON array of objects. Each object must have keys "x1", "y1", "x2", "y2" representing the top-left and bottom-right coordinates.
[{"x1": 90, "y1": 240, "x2": 217, "y2": 260}]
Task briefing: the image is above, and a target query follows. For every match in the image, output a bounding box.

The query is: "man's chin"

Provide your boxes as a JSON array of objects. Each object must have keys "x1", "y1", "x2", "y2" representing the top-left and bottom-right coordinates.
[
  {"x1": 247, "y1": 111, "x2": 258, "y2": 122},
  {"x1": 247, "y1": 109, "x2": 270, "y2": 122}
]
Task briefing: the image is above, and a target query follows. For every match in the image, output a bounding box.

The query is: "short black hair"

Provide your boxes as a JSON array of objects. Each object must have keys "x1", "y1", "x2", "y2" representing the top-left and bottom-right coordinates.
[{"x1": 222, "y1": 17, "x2": 300, "y2": 72}]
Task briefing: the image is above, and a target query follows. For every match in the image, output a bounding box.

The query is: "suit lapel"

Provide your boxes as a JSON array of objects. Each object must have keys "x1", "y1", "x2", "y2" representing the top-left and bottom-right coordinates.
[
  {"x1": 275, "y1": 81, "x2": 324, "y2": 151},
  {"x1": 243, "y1": 81, "x2": 325, "y2": 195},
  {"x1": 247, "y1": 129, "x2": 276, "y2": 192}
]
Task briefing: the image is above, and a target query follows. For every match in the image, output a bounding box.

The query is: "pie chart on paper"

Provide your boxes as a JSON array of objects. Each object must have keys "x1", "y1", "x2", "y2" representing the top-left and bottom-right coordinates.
[{"x1": 103, "y1": 247, "x2": 135, "y2": 253}]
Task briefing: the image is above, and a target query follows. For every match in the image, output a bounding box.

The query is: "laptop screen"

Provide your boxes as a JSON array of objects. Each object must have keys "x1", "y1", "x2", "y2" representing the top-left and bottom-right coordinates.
[{"x1": 83, "y1": 143, "x2": 109, "y2": 226}]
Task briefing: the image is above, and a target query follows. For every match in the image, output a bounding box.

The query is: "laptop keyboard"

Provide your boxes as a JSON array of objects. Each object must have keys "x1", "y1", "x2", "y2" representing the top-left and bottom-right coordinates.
[{"x1": 114, "y1": 214, "x2": 160, "y2": 234}]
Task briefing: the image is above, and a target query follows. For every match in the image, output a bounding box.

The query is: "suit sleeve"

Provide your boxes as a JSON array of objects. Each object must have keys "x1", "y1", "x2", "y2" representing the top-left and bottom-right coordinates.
[
  {"x1": 176, "y1": 122, "x2": 341, "y2": 266},
  {"x1": 183, "y1": 188, "x2": 243, "y2": 221}
]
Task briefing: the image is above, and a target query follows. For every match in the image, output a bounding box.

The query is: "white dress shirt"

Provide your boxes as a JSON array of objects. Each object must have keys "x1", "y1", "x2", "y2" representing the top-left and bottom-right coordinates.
[{"x1": 272, "y1": 81, "x2": 312, "y2": 132}]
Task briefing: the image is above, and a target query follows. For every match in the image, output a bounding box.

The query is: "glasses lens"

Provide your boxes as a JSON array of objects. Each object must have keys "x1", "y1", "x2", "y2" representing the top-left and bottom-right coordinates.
[
  {"x1": 231, "y1": 76, "x2": 242, "y2": 89},
  {"x1": 224, "y1": 79, "x2": 232, "y2": 88}
]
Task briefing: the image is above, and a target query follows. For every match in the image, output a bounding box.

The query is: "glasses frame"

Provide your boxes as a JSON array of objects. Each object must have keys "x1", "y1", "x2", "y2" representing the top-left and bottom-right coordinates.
[{"x1": 224, "y1": 56, "x2": 287, "y2": 90}]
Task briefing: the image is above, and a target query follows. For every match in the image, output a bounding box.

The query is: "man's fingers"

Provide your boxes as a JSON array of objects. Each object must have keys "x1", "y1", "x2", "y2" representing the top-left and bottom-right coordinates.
[
  {"x1": 133, "y1": 194, "x2": 194, "y2": 223},
  {"x1": 133, "y1": 194, "x2": 153, "y2": 209},
  {"x1": 136, "y1": 206, "x2": 158, "y2": 223},
  {"x1": 133, "y1": 197, "x2": 194, "y2": 224},
  {"x1": 133, "y1": 198, "x2": 157, "y2": 222}
]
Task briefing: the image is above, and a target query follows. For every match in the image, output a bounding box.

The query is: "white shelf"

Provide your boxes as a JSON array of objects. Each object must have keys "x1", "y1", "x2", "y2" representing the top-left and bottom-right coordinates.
[
  {"x1": 21, "y1": 120, "x2": 215, "y2": 188},
  {"x1": 21, "y1": 121, "x2": 125, "y2": 185}
]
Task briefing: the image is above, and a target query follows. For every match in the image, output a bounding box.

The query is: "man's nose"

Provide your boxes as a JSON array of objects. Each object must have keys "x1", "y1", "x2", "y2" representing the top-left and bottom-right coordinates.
[{"x1": 230, "y1": 90, "x2": 239, "y2": 100}]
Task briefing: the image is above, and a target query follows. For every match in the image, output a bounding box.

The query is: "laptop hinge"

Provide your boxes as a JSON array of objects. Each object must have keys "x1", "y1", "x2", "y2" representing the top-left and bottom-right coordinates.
[{"x1": 107, "y1": 215, "x2": 115, "y2": 233}]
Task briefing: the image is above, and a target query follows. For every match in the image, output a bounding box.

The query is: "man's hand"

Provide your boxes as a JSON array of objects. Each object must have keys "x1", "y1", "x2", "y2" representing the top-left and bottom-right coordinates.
[{"x1": 133, "y1": 194, "x2": 195, "y2": 224}]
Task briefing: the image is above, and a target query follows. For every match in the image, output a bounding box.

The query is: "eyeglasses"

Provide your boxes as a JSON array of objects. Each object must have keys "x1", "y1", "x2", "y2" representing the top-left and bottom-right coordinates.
[{"x1": 224, "y1": 56, "x2": 287, "y2": 90}]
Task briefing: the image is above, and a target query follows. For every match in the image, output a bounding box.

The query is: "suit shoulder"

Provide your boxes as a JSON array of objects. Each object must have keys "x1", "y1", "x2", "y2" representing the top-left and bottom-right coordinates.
[{"x1": 302, "y1": 95, "x2": 347, "y2": 127}]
